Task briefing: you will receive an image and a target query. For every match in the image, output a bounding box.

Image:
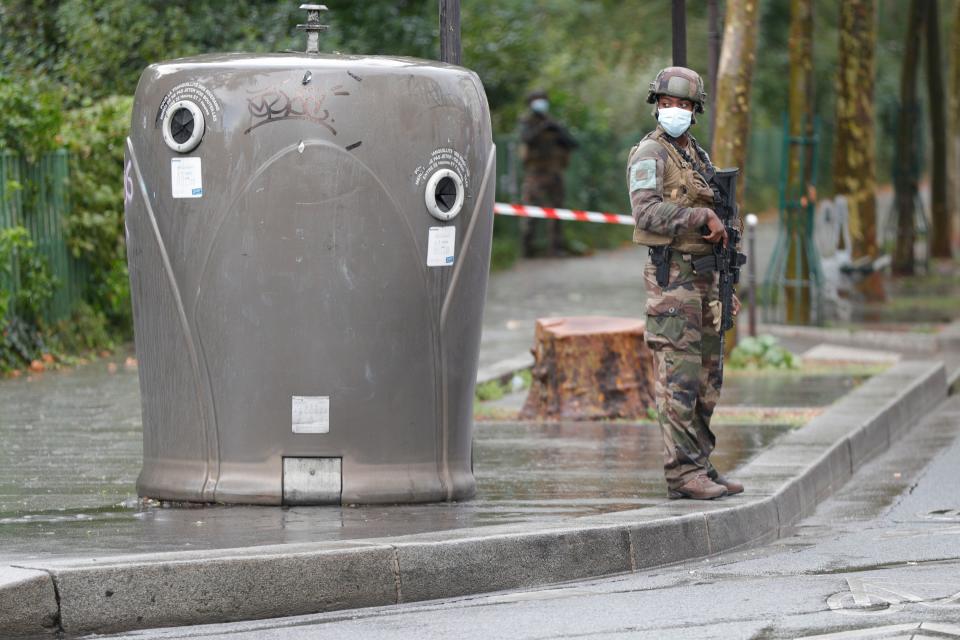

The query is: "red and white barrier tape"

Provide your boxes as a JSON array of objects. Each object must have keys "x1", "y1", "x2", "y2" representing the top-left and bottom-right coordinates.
[{"x1": 493, "y1": 202, "x2": 634, "y2": 226}]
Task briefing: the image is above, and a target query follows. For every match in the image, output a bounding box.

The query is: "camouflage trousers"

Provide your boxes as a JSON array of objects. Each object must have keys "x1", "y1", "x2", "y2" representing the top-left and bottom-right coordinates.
[
  {"x1": 643, "y1": 252, "x2": 723, "y2": 490},
  {"x1": 521, "y1": 172, "x2": 565, "y2": 256}
]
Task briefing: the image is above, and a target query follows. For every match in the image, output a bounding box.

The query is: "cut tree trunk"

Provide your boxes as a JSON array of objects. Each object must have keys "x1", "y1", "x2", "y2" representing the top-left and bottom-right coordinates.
[{"x1": 521, "y1": 316, "x2": 656, "y2": 421}]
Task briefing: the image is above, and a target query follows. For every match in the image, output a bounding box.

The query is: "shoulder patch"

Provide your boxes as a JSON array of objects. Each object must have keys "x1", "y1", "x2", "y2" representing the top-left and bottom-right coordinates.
[{"x1": 629, "y1": 158, "x2": 657, "y2": 192}]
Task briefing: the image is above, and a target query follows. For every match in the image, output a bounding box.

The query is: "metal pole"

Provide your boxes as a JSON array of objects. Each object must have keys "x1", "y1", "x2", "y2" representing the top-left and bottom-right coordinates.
[
  {"x1": 746, "y1": 213, "x2": 758, "y2": 337},
  {"x1": 672, "y1": 0, "x2": 687, "y2": 67},
  {"x1": 707, "y1": 0, "x2": 720, "y2": 136},
  {"x1": 439, "y1": 0, "x2": 461, "y2": 65}
]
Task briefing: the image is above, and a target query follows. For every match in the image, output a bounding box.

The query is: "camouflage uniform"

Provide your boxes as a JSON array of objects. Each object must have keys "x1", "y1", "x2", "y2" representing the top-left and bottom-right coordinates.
[
  {"x1": 628, "y1": 120, "x2": 724, "y2": 492},
  {"x1": 519, "y1": 108, "x2": 577, "y2": 255}
]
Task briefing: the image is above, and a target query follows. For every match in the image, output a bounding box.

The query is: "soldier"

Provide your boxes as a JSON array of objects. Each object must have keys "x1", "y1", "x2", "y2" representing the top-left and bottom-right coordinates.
[
  {"x1": 626, "y1": 66, "x2": 743, "y2": 500},
  {"x1": 518, "y1": 90, "x2": 577, "y2": 257}
]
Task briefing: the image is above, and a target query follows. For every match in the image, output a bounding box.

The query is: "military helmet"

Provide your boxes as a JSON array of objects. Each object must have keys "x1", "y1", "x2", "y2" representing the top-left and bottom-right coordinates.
[
  {"x1": 646, "y1": 66, "x2": 706, "y2": 115},
  {"x1": 526, "y1": 89, "x2": 548, "y2": 104}
]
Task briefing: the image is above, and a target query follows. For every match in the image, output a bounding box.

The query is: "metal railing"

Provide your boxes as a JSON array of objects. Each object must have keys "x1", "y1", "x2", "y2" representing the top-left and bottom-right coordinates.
[{"x1": 0, "y1": 150, "x2": 87, "y2": 323}]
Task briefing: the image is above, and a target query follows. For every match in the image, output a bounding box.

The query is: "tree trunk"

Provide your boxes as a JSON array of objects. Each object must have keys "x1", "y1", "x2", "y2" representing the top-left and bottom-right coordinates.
[
  {"x1": 926, "y1": 0, "x2": 950, "y2": 258},
  {"x1": 520, "y1": 317, "x2": 656, "y2": 421},
  {"x1": 711, "y1": 0, "x2": 759, "y2": 350},
  {"x1": 948, "y1": 2, "x2": 960, "y2": 248},
  {"x1": 784, "y1": 0, "x2": 815, "y2": 324},
  {"x1": 834, "y1": 0, "x2": 884, "y2": 301},
  {"x1": 711, "y1": 0, "x2": 759, "y2": 201},
  {"x1": 893, "y1": 0, "x2": 926, "y2": 276},
  {"x1": 952, "y1": 1, "x2": 960, "y2": 251}
]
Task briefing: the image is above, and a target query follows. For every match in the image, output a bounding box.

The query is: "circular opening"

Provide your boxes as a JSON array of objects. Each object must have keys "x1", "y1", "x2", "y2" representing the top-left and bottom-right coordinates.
[
  {"x1": 424, "y1": 169, "x2": 465, "y2": 221},
  {"x1": 434, "y1": 176, "x2": 458, "y2": 213},
  {"x1": 170, "y1": 108, "x2": 195, "y2": 144},
  {"x1": 161, "y1": 100, "x2": 205, "y2": 153}
]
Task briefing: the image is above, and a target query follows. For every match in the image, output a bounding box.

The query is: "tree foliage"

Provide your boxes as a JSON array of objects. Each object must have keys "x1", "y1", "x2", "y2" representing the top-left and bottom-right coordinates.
[
  {"x1": 1, "y1": 0, "x2": 955, "y2": 350},
  {"x1": 0, "y1": 73, "x2": 62, "y2": 161},
  {"x1": 59, "y1": 96, "x2": 134, "y2": 330}
]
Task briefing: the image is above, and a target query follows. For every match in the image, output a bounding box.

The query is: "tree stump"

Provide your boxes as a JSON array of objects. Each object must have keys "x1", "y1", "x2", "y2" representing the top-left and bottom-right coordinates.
[{"x1": 520, "y1": 316, "x2": 656, "y2": 421}]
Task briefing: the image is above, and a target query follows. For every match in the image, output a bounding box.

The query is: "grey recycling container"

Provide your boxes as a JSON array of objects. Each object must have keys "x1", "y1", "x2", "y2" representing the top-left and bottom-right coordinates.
[{"x1": 124, "y1": 46, "x2": 494, "y2": 505}]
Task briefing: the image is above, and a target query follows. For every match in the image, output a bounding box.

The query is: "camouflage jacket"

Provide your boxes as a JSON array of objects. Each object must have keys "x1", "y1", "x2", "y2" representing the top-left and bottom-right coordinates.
[
  {"x1": 626, "y1": 126, "x2": 716, "y2": 254},
  {"x1": 519, "y1": 112, "x2": 577, "y2": 174}
]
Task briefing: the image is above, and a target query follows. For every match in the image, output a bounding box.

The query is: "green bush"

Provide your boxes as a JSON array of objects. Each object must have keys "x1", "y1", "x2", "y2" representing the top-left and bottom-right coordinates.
[
  {"x1": 0, "y1": 73, "x2": 63, "y2": 160},
  {"x1": 475, "y1": 379, "x2": 507, "y2": 402},
  {"x1": 45, "y1": 302, "x2": 114, "y2": 357},
  {"x1": 0, "y1": 227, "x2": 56, "y2": 322},
  {"x1": 0, "y1": 226, "x2": 56, "y2": 371},
  {"x1": 60, "y1": 95, "x2": 134, "y2": 335},
  {"x1": 729, "y1": 334, "x2": 799, "y2": 370}
]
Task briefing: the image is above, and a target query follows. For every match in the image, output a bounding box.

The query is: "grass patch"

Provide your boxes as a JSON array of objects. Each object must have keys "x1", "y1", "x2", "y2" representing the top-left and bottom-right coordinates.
[
  {"x1": 874, "y1": 296, "x2": 960, "y2": 314},
  {"x1": 475, "y1": 369, "x2": 532, "y2": 403},
  {"x1": 729, "y1": 335, "x2": 798, "y2": 370},
  {"x1": 475, "y1": 379, "x2": 507, "y2": 402},
  {"x1": 473, "y1": 403, "x2": 523, "y2": 421},
  {"x1": 712, "y1": 407, "x2": 821, "y2": 428},
  {"x1": 725, "y1": 361, "x2": 891, "y2": 378}
]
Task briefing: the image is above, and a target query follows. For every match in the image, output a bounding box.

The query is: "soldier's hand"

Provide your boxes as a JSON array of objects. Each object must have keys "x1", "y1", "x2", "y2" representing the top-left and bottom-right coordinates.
[
  {"x1": 702, "y1": 211, "x2": 729, "y2": 246},
  {"x1": 732, "y1": 294, "x2": 741, "y2": 316}
]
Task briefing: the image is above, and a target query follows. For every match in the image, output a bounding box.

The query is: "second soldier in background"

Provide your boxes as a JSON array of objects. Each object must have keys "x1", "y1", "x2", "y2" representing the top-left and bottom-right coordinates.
[
  {"x1": 627, "y1": 67, "x2": 743, "y2": 500},
  {"x1": 519, "y1": 90, "x2": 578, "y2": 257}
]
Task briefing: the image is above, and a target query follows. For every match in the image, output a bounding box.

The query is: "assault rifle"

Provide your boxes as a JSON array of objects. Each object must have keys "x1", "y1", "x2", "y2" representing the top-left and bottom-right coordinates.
[{"x1": 692, "y1": 168, "x2": 747, "y2": 334}]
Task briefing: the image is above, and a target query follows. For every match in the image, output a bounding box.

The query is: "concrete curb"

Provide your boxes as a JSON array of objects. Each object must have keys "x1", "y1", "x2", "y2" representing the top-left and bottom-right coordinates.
[
  {"x1": 1, "y1": 360, "x2": 947, "y2": 637},
  {"x1": 0, "y1": 567, "x2": 59, "y2": 636},
  {"x1": 475, "y1": 353, "x2": 534, "y2": 385}
]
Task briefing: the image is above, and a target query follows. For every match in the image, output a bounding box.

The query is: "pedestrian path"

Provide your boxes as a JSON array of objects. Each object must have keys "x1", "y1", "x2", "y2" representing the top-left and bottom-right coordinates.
[{"x1": 479, "y1": 218, "x2": 781, "y2": 371}]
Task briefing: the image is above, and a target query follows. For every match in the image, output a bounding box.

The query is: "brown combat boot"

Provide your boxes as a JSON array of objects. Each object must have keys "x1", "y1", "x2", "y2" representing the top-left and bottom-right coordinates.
[
  {"x1": 668, "y1": 474, "x2": 728, "y2": 500},
  {"x1": 713, "y1": 475, "x2": 744, "y2": 495}
]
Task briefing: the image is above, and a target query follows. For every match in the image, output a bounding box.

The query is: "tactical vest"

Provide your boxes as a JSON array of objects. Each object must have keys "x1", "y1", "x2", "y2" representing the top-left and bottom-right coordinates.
[
  {"x1": 519, "y1": 115, "x2": 572, "y2": 174},
  {"x1": 631, "y1": 129, "x2": 716, "y2": 255}
]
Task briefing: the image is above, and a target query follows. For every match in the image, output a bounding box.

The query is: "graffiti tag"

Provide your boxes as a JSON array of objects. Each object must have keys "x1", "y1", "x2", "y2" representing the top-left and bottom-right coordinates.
[{"x1": 244, "y1": 85, "x2": 350, "y2": 135}]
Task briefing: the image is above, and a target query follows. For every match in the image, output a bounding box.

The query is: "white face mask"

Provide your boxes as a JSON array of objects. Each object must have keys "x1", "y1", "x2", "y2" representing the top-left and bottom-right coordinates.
[
  {"x1": 657, "y1": 106, "x2": 693, "y2": 138},
  {"x1": 530, "y1": 98, "x2": 549, "y2": 114}
]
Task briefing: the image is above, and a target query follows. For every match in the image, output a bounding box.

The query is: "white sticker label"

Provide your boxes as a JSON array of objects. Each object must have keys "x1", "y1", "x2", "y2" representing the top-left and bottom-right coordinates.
[
  {"x1": 171, "y1": 157, "x2": 203, "y2": 198},
  {"x1": 426, "y1": 226, "x2": 456, "y2": 267},
  {"x1": 292, "y1": 396, "x2": 330, "y2": 434}
]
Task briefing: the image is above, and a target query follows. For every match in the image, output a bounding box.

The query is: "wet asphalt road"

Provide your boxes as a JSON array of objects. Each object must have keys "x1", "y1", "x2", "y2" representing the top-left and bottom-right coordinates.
[{"x1": 91, "y1": 398, "x2": 960, "y2": 640}]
